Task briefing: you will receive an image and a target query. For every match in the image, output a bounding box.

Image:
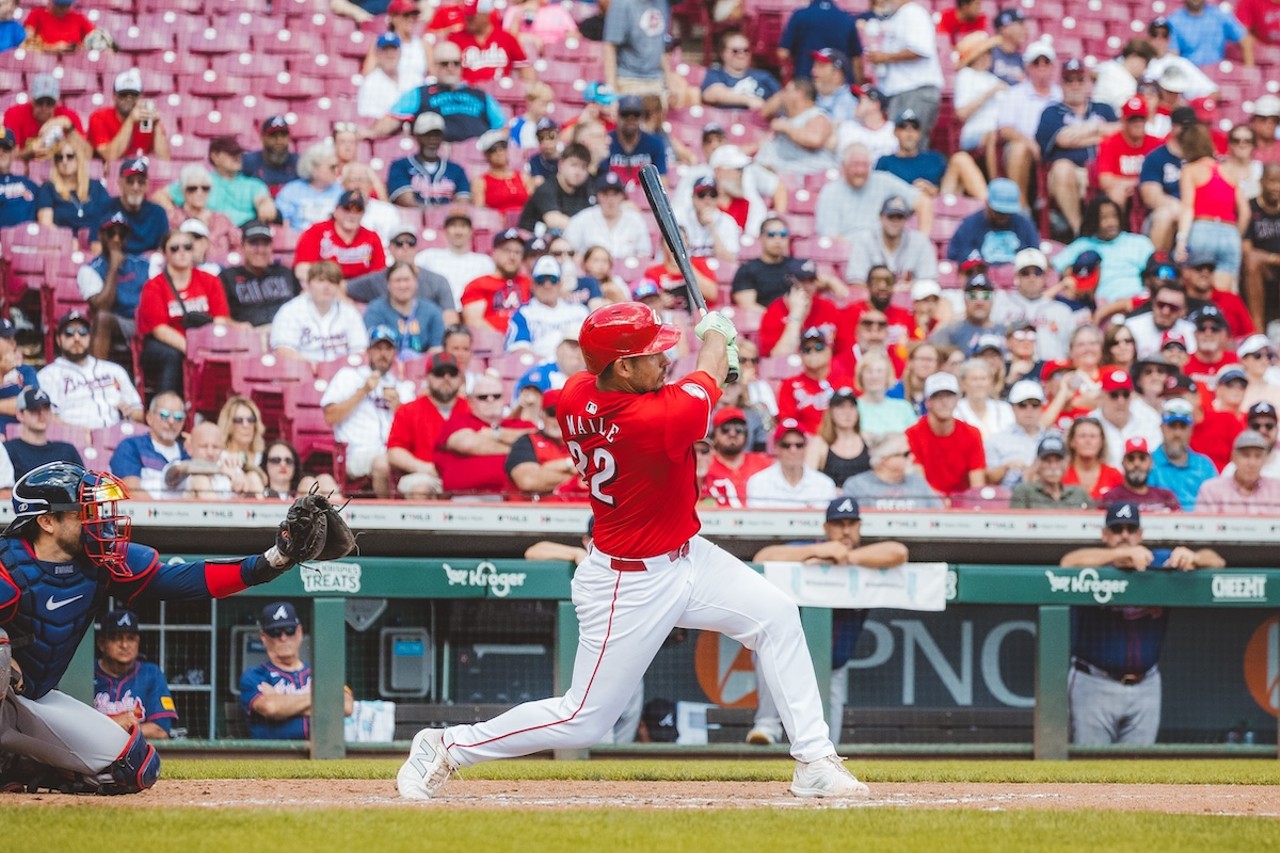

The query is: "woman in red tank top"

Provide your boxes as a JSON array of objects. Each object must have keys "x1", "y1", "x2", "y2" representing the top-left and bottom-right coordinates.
[
  {"x1": 471, "y1": 130, "x2": 533, "y2": 217},
  {"x1": 1177, "y1": 123, "x2": 1250, "y2": 292}
]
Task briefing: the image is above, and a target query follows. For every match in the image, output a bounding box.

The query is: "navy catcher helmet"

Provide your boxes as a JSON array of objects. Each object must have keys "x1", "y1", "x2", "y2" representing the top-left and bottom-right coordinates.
[{"x1": 4, "y1": 461, "x2": 133, "y2": 577}]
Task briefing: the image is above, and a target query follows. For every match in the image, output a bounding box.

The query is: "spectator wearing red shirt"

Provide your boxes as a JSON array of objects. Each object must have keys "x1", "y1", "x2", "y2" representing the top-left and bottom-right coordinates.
[
  {"x1": 293, "y1": 189, "x2": 386, "y2": 281},
  {"x1": 758, "y1": 260, "x2": 842, "y2": 356},
  {"x1": 460, "y1": 228, "x2": 533, "y2": 334},
  {"x1": 1192, "y1": 363, "x2": 1248, "y2": 470},
  {"x1": 23, "y1": 0, "x2": 94, "y2": 53},
  {"x1": 386, "y1": 352, "x2": 470, "y2": 498},
  {"x1": 1097, "y1": 96, "x2": 1163, "y2": 209},
  {"x1": 136, "y1": 231, "x2": 232, "y2": 395},
  {"x1": 87, "y1": 69, "x2": 171, "y2": 163},
  {"x1": 841, "y1": 265, "x2": 914, "y2": 354},
  {"x1": 2, "y1": 73, "x2": 84, "y2": 160},
  {"x1": 777, "y1": 328, "x2": 853, "y2": 435},
  {"x1": 435, "y1": 374, "x2": 534, "y2": 494},
  {"x1": 905, "y1": 371, "x2": 986, "y2": 496},
  {"x1": 705, "y1": 407, "x2": 773, "y2": 507},
  {"x1": 1061, "y1": 415, "x2": 1124, "y2": 500},
  {"x1": 936, "y1": 0, "x2": 987, "y2": 40},
  {"x1": 1235, "y1": 0, "x2": 1280, "y2": 46},
  {"x1": 450, "y1": 0, "x2": 532, "y2": 84}
]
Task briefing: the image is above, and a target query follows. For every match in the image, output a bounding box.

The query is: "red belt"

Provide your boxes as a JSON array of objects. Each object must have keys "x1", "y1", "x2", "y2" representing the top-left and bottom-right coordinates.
[{"x1": 609, "y1": 541, "x2": 691, "y2": 572}]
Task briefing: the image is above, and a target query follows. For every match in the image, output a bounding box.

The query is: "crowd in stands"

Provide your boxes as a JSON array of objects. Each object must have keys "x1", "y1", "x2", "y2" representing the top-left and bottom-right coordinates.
[{"x1": 3, "y1": 0, "x2": 1280, "y2": 515}]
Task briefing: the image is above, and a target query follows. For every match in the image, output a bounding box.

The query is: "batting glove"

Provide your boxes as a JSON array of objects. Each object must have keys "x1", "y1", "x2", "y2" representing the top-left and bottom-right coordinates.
[
  {"x1": 695, "y1": 311, "x2": 738, "y2": 344},
  {"x1": 725, "y1": 341, "x2": 740, "y2": 378}
]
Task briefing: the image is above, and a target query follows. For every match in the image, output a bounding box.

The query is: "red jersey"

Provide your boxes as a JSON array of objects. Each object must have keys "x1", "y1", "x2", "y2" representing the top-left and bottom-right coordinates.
[
  {"x1": 905, "y1": 416, "x2": 985, "y2": 495},
  {"x1": 294, "y1": 221, "x2": 386, "y2": 280},
  {"x1": 87, "y1": 107, "x2": 157, "y2": 158},
  {"x1": 135, "y1": 270, "x2": 230, "y2": 338},
  {"x1": 1096, "y1": 131, "x2": 1162, "y2": 178},
  {"x1": 758, "y1": 295, "x2": 842, "y2": 356},
  {"x1": 24, "y1": 8, "x2": 94, "y2": 46},
  {"x1": 1, "y1": 103, "x2": 84, "y2": 149},
  {"x1": 557, "y1": 368, "x2": 721, "y2": 558},
  {"x1": 1192, "y1": 405, "x2": 1245, "y2": 471},
  {"x1": 387, "y1": 396, "x2": 469, "y2": 463},
  {"x1": 435, "y1": 410, "x2": 516, "y2": 493},
  {"x1": 460, "y1": 273, "x2": 532, "y2": 333},
  {"x1": 705, "y1": 452, "x2": 773, "y2": 508},
  {"x1": 449, "y1": 28, "x2": 528, "y2": 84},
  {"x1": 776, "y1": 371, "x2": 852, "y2": 435},
  {"x1": 936, "y1": 8, "x2": 988, "y2": 39},
  {"x1": 1184, "y1": 350, "x2": 1240, "y2": 387},
  {"x1": 1063, "y1": 463, "x2": 1124, "y2": 500},
  {"x1": 1235, "y1": 0, "x2": 1280, "y2": 45}
]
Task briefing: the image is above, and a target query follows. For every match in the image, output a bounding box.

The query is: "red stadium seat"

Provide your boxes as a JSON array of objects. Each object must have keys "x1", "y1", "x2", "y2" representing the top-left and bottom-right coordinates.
[
  {"x1": 112, "y1": 25, "x2": 172, "y2": 55},
  {"x1": 184, "y1": 323, "x2": 263, "y2": 420}
]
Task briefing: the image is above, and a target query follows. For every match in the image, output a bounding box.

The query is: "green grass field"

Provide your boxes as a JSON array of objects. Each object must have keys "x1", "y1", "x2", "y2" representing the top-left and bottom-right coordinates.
[{"x1": 7, "y1": 760, "x2": 1278, "y2": 852}]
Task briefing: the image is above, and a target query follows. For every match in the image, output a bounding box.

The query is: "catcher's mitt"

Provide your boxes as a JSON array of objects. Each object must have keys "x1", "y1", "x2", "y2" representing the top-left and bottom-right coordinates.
[{"x1": 276, "y1": 491, "x2": 357, "y2": 564}]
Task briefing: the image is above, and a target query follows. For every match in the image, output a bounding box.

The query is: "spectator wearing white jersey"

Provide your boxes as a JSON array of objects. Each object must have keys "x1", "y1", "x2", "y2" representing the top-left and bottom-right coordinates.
[
  {"x1": 269, "y1": 261, "x2": 369, "y2": 366},
  {"x1": 37, "y1": 309, "x2": 144, "y2": 430}
]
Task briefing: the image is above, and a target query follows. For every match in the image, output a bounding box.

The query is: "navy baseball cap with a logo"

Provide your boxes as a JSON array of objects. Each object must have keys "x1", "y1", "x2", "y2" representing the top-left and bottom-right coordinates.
[
  {"x1": 17, "y1": 387, "x2": 51, "y2": 411},
  {"x1": 0, "y1": 318, "x2": 15, "y2": 340},
  {"x1": 826, "y1": 496, "x2": 860, "y2": 522},
  {"x1": 1105, "y1": 502, "x2": 1141, "y2": 529},
  {"x1": 260, "y1": 601, "x2": 301, "y2": 630},
  {"x1": 100, "y1": 609, "x2": 139, "y2": 636}
]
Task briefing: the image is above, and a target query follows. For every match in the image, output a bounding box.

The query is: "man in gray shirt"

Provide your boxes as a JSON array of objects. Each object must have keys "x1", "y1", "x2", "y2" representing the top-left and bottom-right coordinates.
[
  {"x1": 984, "y1": 379, "x2": 1047, "y2": 487},
  {"x1": 816, "y1": 144, "x2": 931, "y2": 239},
  {"x1": 843, "y1": 433, "x2": 943, "y2": 510},
  {"x1": 604, "y1": 0, "x2": 669, "y2": 92},
  {"x1": 929, "y1": 273, "x2": 1003, "y2": 354},
  {"x1": 845, "y1": 195, "x2": 938, "y2": 284}
]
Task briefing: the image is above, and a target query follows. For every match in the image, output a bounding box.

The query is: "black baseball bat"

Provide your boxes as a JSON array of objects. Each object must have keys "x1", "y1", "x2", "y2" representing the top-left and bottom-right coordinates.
[{"x1": 637, "y1": 164, "x2": 738, "y2": 383}]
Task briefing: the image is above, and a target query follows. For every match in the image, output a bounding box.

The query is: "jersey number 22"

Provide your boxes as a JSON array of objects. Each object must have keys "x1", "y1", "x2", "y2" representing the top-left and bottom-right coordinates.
[{"x1": 566, "y1": 440, "x2": 617, "y2": 505}]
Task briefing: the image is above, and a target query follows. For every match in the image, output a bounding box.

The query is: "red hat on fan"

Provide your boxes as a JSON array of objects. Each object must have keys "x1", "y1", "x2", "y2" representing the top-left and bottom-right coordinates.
[
  {"x1": 713, "y1": 407, "x2": 747, "y2": 428},
  {"x1": 1101, "y1": 368, "x2": 1133, "y2": 393},
  {"x1": 1123, "y1": 437, "x2": 1150, "y2": 457},
  {"x1": 1122, "y1": 96, "x2": 1148, "y2": 119}
]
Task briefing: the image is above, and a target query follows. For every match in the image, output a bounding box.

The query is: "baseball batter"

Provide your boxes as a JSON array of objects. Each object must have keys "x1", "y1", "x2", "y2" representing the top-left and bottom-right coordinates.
[
  {"x1": 398, "y1": 303, "x2": 869, "y2": 799},
  {"x1": 0, "y1": 462, "x2": 350, "y2": 794}
]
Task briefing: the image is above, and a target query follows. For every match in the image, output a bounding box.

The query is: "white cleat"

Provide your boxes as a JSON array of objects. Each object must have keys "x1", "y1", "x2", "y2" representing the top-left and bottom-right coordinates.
[
  {"x1": 789, "y1": 755, "x2": 870, "y2": 799},
  {"x1": 745, "y1": 726, "x2": 778, "y2": 746},
  {"x1": 396, "y1": 728, "x2": 458, "y2": 800}
]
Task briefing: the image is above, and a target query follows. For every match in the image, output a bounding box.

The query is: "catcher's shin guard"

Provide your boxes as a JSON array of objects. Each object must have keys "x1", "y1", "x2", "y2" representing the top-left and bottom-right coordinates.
[{"x1": 97, "y1": 726, "x2": 160, "y2": 794}]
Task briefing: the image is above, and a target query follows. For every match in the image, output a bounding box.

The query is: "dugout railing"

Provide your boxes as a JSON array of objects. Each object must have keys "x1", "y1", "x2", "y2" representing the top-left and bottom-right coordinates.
[{"x1": 55, "y1": 556, "x2": 1280, "y2": 761}]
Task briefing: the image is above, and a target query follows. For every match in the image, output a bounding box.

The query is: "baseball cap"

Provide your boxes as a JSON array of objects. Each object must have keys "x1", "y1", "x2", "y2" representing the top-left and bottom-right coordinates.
[
  {"x1": 376, "y1": 32, "x2": 402, "y2": 50},
  {"x1": 1157, "y1": 64, "x2": 1190, "y2": 94},
  {"x1": 594, "y1": 170, "x2": 626, "y2": 193},
  {"x1": 525, "y1": 235, "x2": 548, "y2": 255},
  {"x1": 540, "y1": 388, "x2": 560, "y2": 413},
  {"x1": 493, "y1": 227, "x2": 524, "y2": 249},
  {"x1": 584, "y1": 81, "x2": 617, "y2": 106},
  {"x1": 1015, "y1": 247, "x2": 1048, "y2": 272},
  {"x1": 261, "y1": 114, "x2": 291, "y2": 134},
  {"x1": 114, "y1": 68, "x2": 143, "y2": 94},
  {"x1": 773, "y1": 418, "x2": 806, "y2": 444},
  {"x1": 1040, "y1": 359, "x2": 1073, "y2": 382},
  {"x1": 708, "y1": 144, "x2": 752, "y2": 170},
  {"x1": 1122, "y1": 95, "x2": 1148, "y2": 119},
  {"x1": 30, "y1": 73, "x2": 59, "y2": 102},
  {"x1": 1124, "y1": 437, "x2": 1151, "y2": 457},
  {"x1": 531, "y1": 255, "x2": 562, "y2": 281},
  {"x1": 336, "y1": 188, "x2": 365, "y2": 210},
  {"x1": 99, "y1": 211, "x2": 132, "y2": 233},
  {"x1": 1023, "y1": 41, "x2": 1056, "y2": 64},
  {"x1": 242, "y1": 219, "x2": 273, "y2": 242},
  {"x1": 974, "y1": 334, "x2": 1005, "y2": 355},
  {"x1": 995, "y1": 8, "x2": 1025, "y2": 29},
  {"x1": 413, "y1": 112, "x2": 446, "y2": 135},
  {"x1": 1101, "y1": 368, "x2": 1133, "y2": 393},
  {"x1": 1148, "y1": 16, "x2": 1171, "y2": 35},
  {"x1": 259, "y1": 601, "x2": 301, "y2": 631},
  {"x1": 617, "y1": 94, "x2": 644, "y2": 114},
  {"x1": 1170, "y1": 106, "x2": 1199, "y2": 127},
  {"x1": 965, "y1": 272, "x2": 994, "y2": 291},
  {"x1": 179, "y1": 218, "x2": 210, "y2": 238},
  {"x1": 208, "y1": 135, "x2": 244, "y2": 156},
  {"x1": 1161, "y1": 329, "x2": 1190, "y2": 351},
  {"x1": 1247, "y1": 401, "x2": 1278, "y2": 420},
  {"x1": 17, "y1": 387, "x2": 51, "y2": 411},
  {"x1": 0, "y1": 126, "x2": 14, "y2": 149},
  {"x1": 100, "y1": 609, "x2": 139, "y2": 636},
  {"x1": 632, "y1": 279, "x2": 662, "y2": 300},
  {"x1": 986, "y1": 178, "x2": 1021, "y2": 215},
  {"x1": 1036, "y1": 434, "x2": 1066, "y2": 459},
  {"x1": 1163, "y1": 373, "x2": 1198, "y2": 397},
  {"x1": 1253, "y1": 94, "x2": 1280, "y2": 118},
  {"x1": 880, "y1": 195, "x2": 911, "y2": 217},
  {"x1": 702, "y1": 122, "x2": 726, "y2": 141},
  {"x1": 850, "y1": 85, "x2": 887, "y2": 106},
  {"x1": 693, "y1": 175, "x2": 719, "y2": 196},
  {"x1": 911, "y1": 279, "x2": 941, "y2": 301},
  {"x1": 476, "y1": 128, "x2": 507, "y2": 153},
  {"x1": 120, "y1": 156, "x2": 149, "y2": 178},
  {"x1": 0, "y1": 318, "x2": 13, "y2": 340},
  {"x1": 389, "y1": 223, "x2": 417, "y2": 242},
  {"x1": 1238, "y1": 334, "x2": 1273, "y2": 358},
  {"x1": 790, "y1": 258, "x2": 819, "y2": 281},
  {"x1": 924, "y1": 371, "x2": 960, "y2": 399},
  {"x1": 642, "y1": 697, "x2": 678, "y2": 743},
  {"x1": 367, "y1": 325, "x2": 397, "y2": 347},
  {"x1": 1217, "y1": 363, "x2": 1248, "y2": 385},
  {"x1": 1061, "y1": 58, "x2": 1085, "y2": 77},
  {"x1": 894, "y1": 108, "x2": 921, "y2": 128},
  {"x1": 811, "y1": 47, "x2": 848, "y2": 70},
  {"x1": 1072, "y1": 249, "x2": 1103, "y2": 291},
  {"x1": 1009, "y1": 379, "x2": 1045, "y2": 405},
  {"x1": 57, "y1": 309, "x2": 91, "y2": 333},
  {"x1": 801, "y1": 326, "x2": 828, "y2": 345},
  {"x1": 1104, "y1": 501, "x2": 1141, "y2": 529},
  {"x1": 1162, "y1": 398, "x2": 1194, "y2": 424},
  {"x1": 428, "y1": 352, "x2": 460, "y2": 375},
  {"x1": 535, "y1": 116, "x2": 559, "y2": 134},
  {"x1": 830, "y1": 386, "x2": 857, "y2": 406},
  {"x1": 1193, "y1": 304, "x2": 1226, "y2": 328},
  {"x1": 825, "y1": 496, "x2": 861, "y2": 522},
  {"x1": 1235, "y1": 429, "x2": 1270, "y2": 451},
  {"x1": 713, "y1": 406, "x2": 747, "y2": 428},
  {"x1": 387, "y1": 0, "x2": 419, "y2": 12}
]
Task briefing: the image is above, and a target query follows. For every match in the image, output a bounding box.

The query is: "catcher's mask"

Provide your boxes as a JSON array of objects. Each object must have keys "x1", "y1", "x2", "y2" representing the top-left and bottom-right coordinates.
[{"x1": 5, "y1": 462, "x2": 133, "y2": 578}]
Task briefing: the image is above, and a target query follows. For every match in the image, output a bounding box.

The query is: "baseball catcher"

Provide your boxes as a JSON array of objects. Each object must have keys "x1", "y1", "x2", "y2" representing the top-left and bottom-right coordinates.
[{"x1": 0, "y1": 462, "x2": 354, "y2": 794}]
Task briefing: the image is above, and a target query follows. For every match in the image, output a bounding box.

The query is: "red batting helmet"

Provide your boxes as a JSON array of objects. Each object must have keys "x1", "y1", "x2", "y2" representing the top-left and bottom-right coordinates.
[{"x1": 579, "y1": 302, "x2": 682, "y2": 375}]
